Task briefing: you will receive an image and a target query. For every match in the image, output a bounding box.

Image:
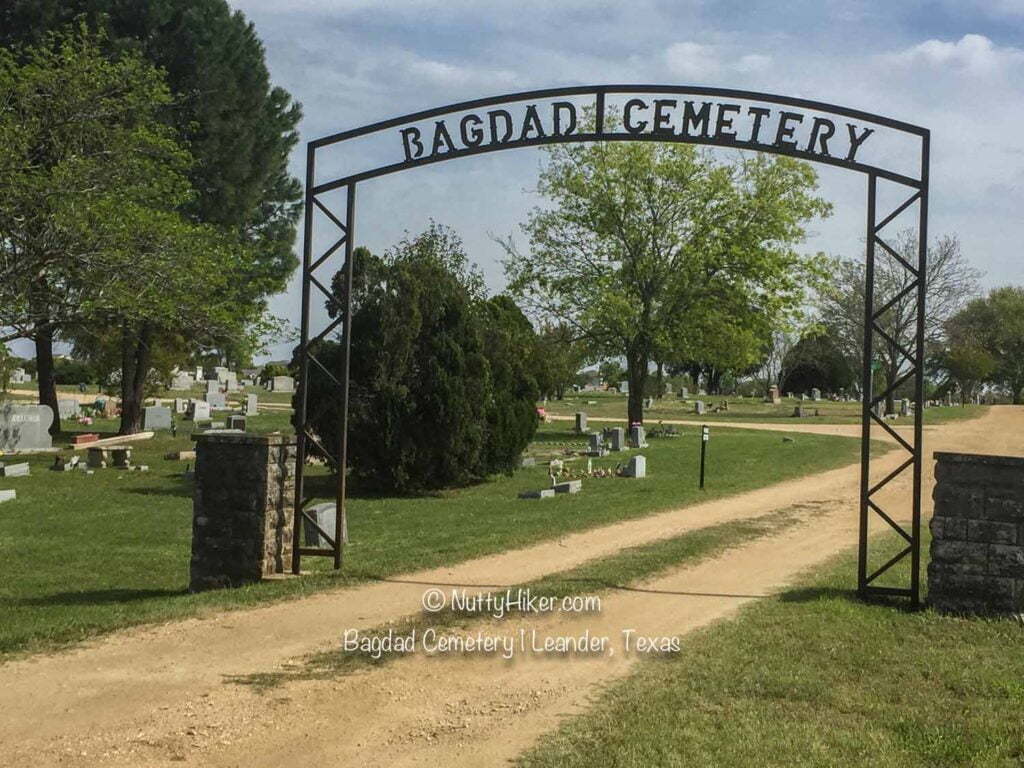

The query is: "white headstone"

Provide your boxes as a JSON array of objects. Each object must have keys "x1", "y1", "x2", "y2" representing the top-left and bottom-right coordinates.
[
  {"x1": 609, "y1": 427, "x2": 626, "y2": 451},
  {"x1": 575, "y1": 412, "x2": 587, "y2": 433},
  {"x1": 271, "y1": 375, "x2": 295, "y2": 393},
  {"x1": 694, "y1": 400, "x2": 706, "y2": 415},
  {"x1": 188, "y1": 400, "x2": 211, "y2": 421},
  {"x1": 205, "y1": 392, "x2": 227, "y2": 409},
  {"x1": 245, "y1": 394, "x2": 258, "y2": 416},
  {"x1": 141, "y1": 406, "x2": 172, "y2": 431}
]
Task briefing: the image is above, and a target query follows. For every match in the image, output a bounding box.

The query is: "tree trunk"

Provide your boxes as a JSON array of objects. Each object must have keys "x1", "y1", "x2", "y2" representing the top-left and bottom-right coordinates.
[
  {"x1": 119, "y1": 322, "x2": 152, "y2": 435},
  {"x1": 35, "y1": 325, "x2": 61, "y2": 436},
  {"x1": 626, "y1": 348, "x2": 648, "y2": 425}
]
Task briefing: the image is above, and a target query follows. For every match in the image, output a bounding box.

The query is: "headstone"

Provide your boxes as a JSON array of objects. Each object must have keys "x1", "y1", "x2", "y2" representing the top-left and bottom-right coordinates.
[
  {"x1": 811, "y1": 388, "x2": 821, "y2": 401},
  {"x1": 0, "y1": 489, "x2": 15, "y2": 504},
  {"x1": 618, "y1": 380, "x2": 629, "y2": 394},
  {"x1": 188, "y1": 400, "x2": 212, "y2": 421},
  {"x1": 0, "y1": 462, "x2": 30, "y2": 477},
  {"x1": 174, "y1": 398, "x2": 188, "y2": 415},
  {"x1": 624, "y1": 455, "x2": 646, "y2": 478},
  {"x1": 574, "y1": 412, "x2": 587, "y2": 433},
  {"x1": 245, "y1": 394, "x2": 258, "y2": 416},
  {"x1": 554, "y1": 479, "x2": 582, "y2": 494},
  {"x1": 214, "y1": 366, "x2": 229, "y2": 382},
  {"x1": 205, "y1": 391, "x2": 227, "y2": 409},
  {"x1": 694, "y1": 400, "x2": 706, "y2": 415},
  {"x1": 171, "y1": 374, "x2": 194, "y2": 390},
  {"x1": 195, "y1": 366, "x2": 204, "y2": 381},
  {"x1": 228, "y1": 414, "x2": 247, "y2": 431},
  {"x1": 643, "y1": 397, "x2": 655, "y2": 409},
  {"x1": 900, "y1": 398, "x2": 911, "y2": 416},
  {"x1": 680, "y1": 386, "x2": 689, "y2": 398},
  {"x1": 303, "y1": 501, "x2": 346, "y2": 546},
  {"x1": 588, "y1": 433, "x2": 604, "y2": 455},
  {"x1": 98, "y1": 399, "x2": 118, "y2": 419},
  {"x1": 271, "y1": 376, "x2": 295, "y2": 393},
  {"x1": 609, "y1": 427, "x2": 625, "y2": 451},
  {"x1": 519, "y1": 489, "x2": 556, "y2": 499},
  {"x1": 520, "y1": 456, "x2": 536, "y2": 467},
  {"x1": 206, "y1": 379, "x2": 220, "y2": 395},
  {"x1": 141, "y1": 406, "x2": 172, "y2": 431},
  {"x1": 629, "y1": 425, "x2": 648, "y2": 448},
  {"x1": 57, "y1": 399, "x2": 80, "y2": 419},
  {"x1": 0, "y1": 403, "x2": 54, "y2": 452}
]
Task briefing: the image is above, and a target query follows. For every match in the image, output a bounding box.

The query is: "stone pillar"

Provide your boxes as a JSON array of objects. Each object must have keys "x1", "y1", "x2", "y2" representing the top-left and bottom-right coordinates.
[
  {"x1": 929, "y1": 452, "x2": 1024, "y2": 615},
  {"x1": 189, "y1": 432, "x2": 296, "y2": 592}
]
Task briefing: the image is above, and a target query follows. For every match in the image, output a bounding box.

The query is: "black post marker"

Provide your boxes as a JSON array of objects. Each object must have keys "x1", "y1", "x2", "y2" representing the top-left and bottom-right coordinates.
[{"x1": 699, "y1": 425, "x2": 709, "y2": 489}]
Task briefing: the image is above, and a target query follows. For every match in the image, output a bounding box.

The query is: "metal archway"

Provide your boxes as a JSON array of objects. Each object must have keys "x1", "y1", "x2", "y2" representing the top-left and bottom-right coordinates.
[{"x1": 293, "y1": 85, "x2": 929, "y2": 606}]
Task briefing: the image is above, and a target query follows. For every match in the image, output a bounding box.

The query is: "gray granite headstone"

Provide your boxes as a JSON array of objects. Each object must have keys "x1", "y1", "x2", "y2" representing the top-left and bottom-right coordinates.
[
  {"x1": 188, "y1": 400, "x2": 211, "y2": 421},
  {"x1": 0, "y1": 403, "x2": 54, "y2": 452},
  {"x1": 0, "y1": 462, "x2": 30, "y2": 477},
  {"x1": 302, "y1": 501, "x2": 346, "y2": 546},
  {"x1": 141, "y1": 406, "x2": 172, "y2": 431},
  {"x1": 618, "y1": 380, "x2": 629, "y2": 394},
  {"x1": 575, "y1": 412, "x2": 587, "y2": 433},
  {"x1": 900, "y1": 398, "x2": 911, "y2": 416},
  {"x1": 811, "y1": 388, "x2": 821, "y2": 401},
  {"x1": 174, "y1": 398, "x2": 188, "y2": 414},
  {"x1": 0, "y1": 489, "x2": 15, "y2": 504},
  {"x1": 245, "y1": 394, "x2": 258, "y2": 416},
  {"x1": 205, "y1": 392, "x2": 227, "y2": 409},
  {"x1": 629, "y1": 425, "x2": 648, "y2": 448},
  {"x1": 271, "y1": 375, "x2": 295, "y2": 393},
  {"x1": 694, "y1": 400, "x2": 706, "y2": 415},
  {"x1": 206, "y1": 379, "x2": 219, "y2": 394},
  {"x1": 609, "y1": 427, "x2": 625, "y2": 451},
  {"x1": 624, "y1": 455, "x2": 646, "y2": 478},
  {"x1": 57, "y1": 399, "x2": 80, "y2": 419},
  {"x1": 170, "y1": 374, "x2": 194, "y2": 390},
  {"x1": 228, "y1": 414, "x2": 247, "y2": 431}
]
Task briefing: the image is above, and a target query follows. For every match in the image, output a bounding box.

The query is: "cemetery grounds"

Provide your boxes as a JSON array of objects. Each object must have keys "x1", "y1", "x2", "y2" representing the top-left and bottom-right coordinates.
[{"x1": 1, "y1": 393, "x2": 1023, "y2": 766}]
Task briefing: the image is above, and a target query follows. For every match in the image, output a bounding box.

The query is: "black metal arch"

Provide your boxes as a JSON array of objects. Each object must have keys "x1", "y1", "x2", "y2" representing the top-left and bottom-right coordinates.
[{"x1": 294, "y1": 84, "x2": 929, "y2": 606}]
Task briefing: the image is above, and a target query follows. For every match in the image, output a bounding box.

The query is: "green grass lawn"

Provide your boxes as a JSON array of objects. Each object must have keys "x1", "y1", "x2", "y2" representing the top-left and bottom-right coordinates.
[
  {"x1": 516, "y1": 532, "x2": 1024, "y2": 768},
  {"x1": 542, "y1": 390, "x2": 988, "y2": 426},
  {"x1": 0, "y1": 414, "x2": 880, "y2": 657}
]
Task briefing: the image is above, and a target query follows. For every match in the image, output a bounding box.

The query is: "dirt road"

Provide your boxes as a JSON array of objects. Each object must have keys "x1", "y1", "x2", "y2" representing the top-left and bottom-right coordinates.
[{"x1": 1, "y1": 408, "x2": 1019, "y2": 767}]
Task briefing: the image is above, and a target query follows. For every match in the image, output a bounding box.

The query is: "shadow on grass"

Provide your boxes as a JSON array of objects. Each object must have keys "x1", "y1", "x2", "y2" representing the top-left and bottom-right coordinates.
[
  {"x1": 777, "y1": 585, "x2": 923, "y2": 613},
  {"x1": 9, "y1": 587, "x2": 185, "y2": 607}
]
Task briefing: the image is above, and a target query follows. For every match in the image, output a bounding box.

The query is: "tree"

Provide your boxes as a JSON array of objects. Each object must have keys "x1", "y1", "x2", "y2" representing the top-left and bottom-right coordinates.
[
  {"x1": 502, "y1": 140, "x2": 830, "y2": 424},
  {"x1": 817, "y1": 232, "x2": 980, "y2": 412},
  {"x1": 945, "y1": 286, "x2": 1024, "y2": 404},
  {"x1": 307, "y1": 225, "x2": 539, "y2": 492},
  {"x1": 2, "y1": 2, "x2": 302, "y2": 423},
  {"x1": 0, "y1": 27, "x2": 196, "y2": 432},
  {"x1": 941, "y1": 344, "x2": 996, "y2": 406},
  {"x1": 780, "y1": 332, "x2": 855, "y2": 395},
  {"x1": 534, "y1": 323, "x2": 586, "y2": 399}
]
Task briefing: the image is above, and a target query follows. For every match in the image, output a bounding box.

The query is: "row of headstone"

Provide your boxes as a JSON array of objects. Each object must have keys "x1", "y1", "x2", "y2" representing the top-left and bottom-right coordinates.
[{"x1": 10, "y1": 368, "x2": 32, "y2": 384}]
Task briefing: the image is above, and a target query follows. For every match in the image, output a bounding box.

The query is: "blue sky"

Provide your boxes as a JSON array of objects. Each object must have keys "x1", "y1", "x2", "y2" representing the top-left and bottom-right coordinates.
[
  {"x1": 10, "y1": 1, "x2": 1024, "y2": 363},
  {"x1": 227, "y1": 0, "x2": 1023, "y2": 361}
]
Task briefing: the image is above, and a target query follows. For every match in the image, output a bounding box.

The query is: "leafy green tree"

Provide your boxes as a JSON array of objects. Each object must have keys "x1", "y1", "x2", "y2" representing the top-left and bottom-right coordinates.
[
  {"x1": 780, "y1": 332, "x2": 855, "y2": 395},
  {"x1": 945, "y1": 286, "x2": 1024, "y2": 403},
  {"x1": 307, "y1": 225, "x2": 538, "y2": 492},
  {"x1": 0, "y1": 27, "x2": 195, "y2": 432},
  {"x1": 502, "y1": 141, "x2": 830, "y2": 424},
  {"x1": 942, "y1": 345, "x2": 996, "y2": 405},
  {"x1": 2, "y1": 1, "x2": 303, "y2": 418},
  {"x1": 534, "y1": 323, "x2": 585, "y2": 399}
]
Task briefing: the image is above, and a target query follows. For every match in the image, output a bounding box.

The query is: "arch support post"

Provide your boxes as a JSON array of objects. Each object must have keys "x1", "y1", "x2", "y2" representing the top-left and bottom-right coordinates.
[{"x1": 292, "y1": 144, "x2": 356, "y2": 574}]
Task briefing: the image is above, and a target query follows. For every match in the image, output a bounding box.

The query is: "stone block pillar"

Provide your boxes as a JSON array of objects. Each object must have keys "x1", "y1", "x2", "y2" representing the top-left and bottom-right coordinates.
[
  {"x1": 929, "y1": 452, "x2": 1024, "y2": 615},
  {"x1": 189, "y1": 432, "x2": 296, "y2": 592}
]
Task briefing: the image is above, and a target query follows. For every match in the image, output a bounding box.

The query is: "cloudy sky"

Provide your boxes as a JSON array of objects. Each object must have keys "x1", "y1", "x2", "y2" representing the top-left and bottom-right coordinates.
[{"x1": 231, "y1": 0, "x2": 1023, "y2": 361}]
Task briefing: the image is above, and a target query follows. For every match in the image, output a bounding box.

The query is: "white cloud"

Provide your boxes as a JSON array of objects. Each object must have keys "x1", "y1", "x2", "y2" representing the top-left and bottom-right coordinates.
[
  {"x1": 664, "y1": 42, "x2": 720, "y2": 79},
  {"x1": 736, "y1": 53, "x2": 772, "y2": 73},
  {"x1": 884, "y1": 34, "x2": 1024, "y2": 74}
]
